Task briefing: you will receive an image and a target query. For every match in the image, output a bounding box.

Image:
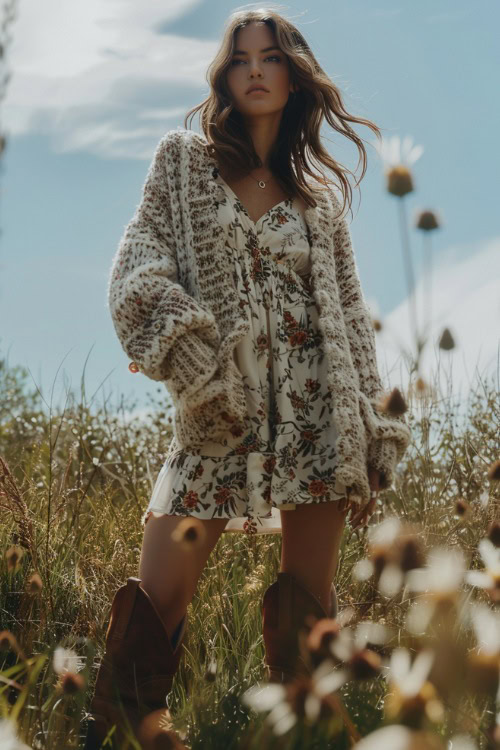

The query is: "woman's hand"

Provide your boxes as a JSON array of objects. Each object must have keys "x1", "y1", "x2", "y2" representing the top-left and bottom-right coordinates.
[{"x1": 343, "y1": 467, "x2": 381, "y2": 531}]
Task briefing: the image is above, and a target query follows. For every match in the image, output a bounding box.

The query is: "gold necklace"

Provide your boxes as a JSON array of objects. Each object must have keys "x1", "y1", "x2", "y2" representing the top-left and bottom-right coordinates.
[{"x1": 247, "y1": 171, "x2": 273, "y2": 189}]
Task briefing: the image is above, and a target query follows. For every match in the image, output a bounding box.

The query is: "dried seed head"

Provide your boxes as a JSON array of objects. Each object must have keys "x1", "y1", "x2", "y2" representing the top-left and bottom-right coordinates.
[
  {"x1": 26, "y1": 572, "x2": 43, "y2": 595},
  {"x1": 454, "y1": 498, "x2": 469, "y2": 517},
  {"x1": 171, "y1": 517, "x2": 207, "y2": 548},
  {"x1": 416, "y1": 210, "x2": 440, "y2": 231},
  {"x1": 397, "y1": 534, "x2": 426, "y2": 573},
  {"x1": 438, "y1": 328, "x2": 455, "y2": 350},
  {"x1": 5, "y1": 545, "x2": 24, "y2": 572},
  {"x1": 386, "y1": 165, "x2": 414, "y2": 197},
  {"x1": 379, "y1": 387, "x2": 408, "y2": 417},
  {"x1": 59, "y1": 672, "x2": 85, "y2": 695},
  {"x1": 373, "y1": 318, "x2": 382, "y2": 332},
  {"x1": 487, "y1": 460, "x2": 500, "y2": 481},
  {"x1": 370, "y1": 545, "x2": 392, "y2": 578},
  {"x1": 487, "y1": 519, "x2": 500, "y2": 547},
  {"x1": 415, "y1": 377, "x2": 427, "y2": 393},
  {"x1": 204, "y1": 659, "x2": 217, "y2": 682},
  {"x1": 0, "y1": 630, "x2": 21, "y2": 654}
]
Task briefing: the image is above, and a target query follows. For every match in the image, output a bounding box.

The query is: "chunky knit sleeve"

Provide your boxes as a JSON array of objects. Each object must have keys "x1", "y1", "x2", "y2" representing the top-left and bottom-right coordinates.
[
  {"x1": 107, "y1": 133, "x2": 221, "y2": 402},
  {"x1": 332, "y1": 211, "x2": 411, "y2": 490}
]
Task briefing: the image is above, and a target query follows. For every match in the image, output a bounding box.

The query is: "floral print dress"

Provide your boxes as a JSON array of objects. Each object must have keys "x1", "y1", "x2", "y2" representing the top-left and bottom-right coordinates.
[{"x1": 141, "y1": 172, "x2": 348, "y2": 535}]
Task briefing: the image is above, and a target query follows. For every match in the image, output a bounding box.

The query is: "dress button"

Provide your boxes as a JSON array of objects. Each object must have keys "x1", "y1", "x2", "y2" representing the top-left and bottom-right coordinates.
[{"x1": 128, "y1": 361, "x2": 140, "y2": 373}]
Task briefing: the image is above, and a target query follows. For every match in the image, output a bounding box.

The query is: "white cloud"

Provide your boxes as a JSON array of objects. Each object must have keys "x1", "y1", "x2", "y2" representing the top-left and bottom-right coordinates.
[
  {"x1": 372, "y1": 238, "x2": 500, "y2": 405},
  {"x1": 5, "y1": 0, "x2": 216, "y2": 158}
]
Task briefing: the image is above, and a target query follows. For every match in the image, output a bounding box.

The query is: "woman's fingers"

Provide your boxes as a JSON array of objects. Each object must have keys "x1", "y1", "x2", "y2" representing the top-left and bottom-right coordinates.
[{"x1": 348, "y1": 497, "x2": 376, "y2": 530}]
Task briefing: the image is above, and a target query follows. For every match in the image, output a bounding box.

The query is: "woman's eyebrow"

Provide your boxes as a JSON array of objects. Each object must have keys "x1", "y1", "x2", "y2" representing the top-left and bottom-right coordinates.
[{"x1": 232, "y1": 46, "x2": 281, "y2": 55}]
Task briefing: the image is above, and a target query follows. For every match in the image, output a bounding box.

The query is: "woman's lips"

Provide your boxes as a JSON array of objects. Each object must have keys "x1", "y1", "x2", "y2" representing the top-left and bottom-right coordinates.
[{"x1": 247, "y1": 88, "x2": 269, "y2": 94}]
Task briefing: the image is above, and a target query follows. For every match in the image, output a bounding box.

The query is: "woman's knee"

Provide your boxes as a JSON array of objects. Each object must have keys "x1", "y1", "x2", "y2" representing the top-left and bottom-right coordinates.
[
  {"x1": 279, "y1": 500, "x2": 347, "y2": 578},
  {"x1": 139, "y1": 512, "x2": 228, "y2": 610}
]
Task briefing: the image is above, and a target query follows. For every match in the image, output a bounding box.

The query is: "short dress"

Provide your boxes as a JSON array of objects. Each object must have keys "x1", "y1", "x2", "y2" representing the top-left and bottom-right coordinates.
[{"x1": 141, "y1": 173, "x2": 348, "y2": 535}]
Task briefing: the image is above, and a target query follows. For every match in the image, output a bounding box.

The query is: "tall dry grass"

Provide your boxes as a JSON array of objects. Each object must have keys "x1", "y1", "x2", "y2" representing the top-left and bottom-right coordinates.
[
  {"x1": 0, "y1": 346, "x2": 498, "y2": 749},
  {"x1": 1, "y1": 133, "x2": 499, "y2": 749}
]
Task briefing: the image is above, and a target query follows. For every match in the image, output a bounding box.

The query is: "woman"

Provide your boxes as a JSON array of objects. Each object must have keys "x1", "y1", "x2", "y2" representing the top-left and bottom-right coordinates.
[{"x1": 85, "y1": 9, "x2": 411, "y2": 748}]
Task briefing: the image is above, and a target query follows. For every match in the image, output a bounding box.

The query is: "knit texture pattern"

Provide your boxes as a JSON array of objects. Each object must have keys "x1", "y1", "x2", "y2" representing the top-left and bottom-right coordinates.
[{"x1": 107, "y1": 128, "x2": 412, "y2": 506}]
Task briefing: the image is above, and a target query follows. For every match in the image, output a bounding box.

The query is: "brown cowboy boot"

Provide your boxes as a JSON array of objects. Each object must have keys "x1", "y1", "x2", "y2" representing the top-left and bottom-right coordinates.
[
  {"x1": 261, "y1": 572, "x2": 363, "y2": 743},
  {"x1": 261, "y1": 571, "x2": 338, "y2": 684},
  {"x1": 84, "y1": 576, "x2": 187, "y2": 749}
]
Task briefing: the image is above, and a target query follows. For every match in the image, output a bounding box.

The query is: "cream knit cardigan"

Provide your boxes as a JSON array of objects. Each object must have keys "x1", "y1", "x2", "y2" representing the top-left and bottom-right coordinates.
[{"x1": 108, "y1": 127, "x2": 412, "y2": 506}]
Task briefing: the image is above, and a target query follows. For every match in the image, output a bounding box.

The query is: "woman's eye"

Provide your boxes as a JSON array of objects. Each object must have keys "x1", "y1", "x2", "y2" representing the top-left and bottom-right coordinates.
[{"x1": 231, "y1": 56, "x2": 281, "y2": 65}]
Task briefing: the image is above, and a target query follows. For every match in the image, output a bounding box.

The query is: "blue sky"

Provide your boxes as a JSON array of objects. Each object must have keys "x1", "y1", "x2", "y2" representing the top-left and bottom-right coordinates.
[{"x1": 2, "y1": 0, "x2": 499, "y2": 420}]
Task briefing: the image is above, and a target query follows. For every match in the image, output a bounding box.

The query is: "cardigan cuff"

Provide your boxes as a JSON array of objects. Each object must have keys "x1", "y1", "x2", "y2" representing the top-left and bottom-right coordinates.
[
  {"x1": 367, "y1": 437, "x2": 398, "y2": 490},
  {"x1": 163, "y1": 331, "x2": 220, "y2": 400}
]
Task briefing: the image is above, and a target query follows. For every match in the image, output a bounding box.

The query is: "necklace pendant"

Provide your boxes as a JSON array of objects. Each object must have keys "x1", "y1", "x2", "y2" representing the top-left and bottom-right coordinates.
[{"x1": 258, "y1": 180, "x2": 266, "y2": 189}]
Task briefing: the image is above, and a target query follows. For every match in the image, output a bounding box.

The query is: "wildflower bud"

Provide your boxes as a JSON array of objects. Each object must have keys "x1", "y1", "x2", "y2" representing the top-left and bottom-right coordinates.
[
  {"x1": 416, "y1": 210, "x2": 440, "y2": 231},
  {"x1": 60, "y1": 672, "x2": 85, "y2": 695},
  {"x1": 373, "y1": 318, "x2": 382, "y2": 332},
  {"x1": 438, "y1": 328, "x2": 455, "y2": 350},
  {"x1": 487, "y1": 519, "x2": 500, "y2": 547},
  {"x1": 386, "y1": 165, "x2": 414, "y2": 197},
  {"x1": 379, "y1": 387, "x2": 407, "y2": 417},
  {"x1": 487, "y1": 460, "x2": 500, "y2": 481}
]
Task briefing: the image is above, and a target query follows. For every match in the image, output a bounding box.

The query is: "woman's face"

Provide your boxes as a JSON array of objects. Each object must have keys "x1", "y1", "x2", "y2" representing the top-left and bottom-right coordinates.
[{"x1": 225, "y1": 22, "x2": 294, "y2": 120}]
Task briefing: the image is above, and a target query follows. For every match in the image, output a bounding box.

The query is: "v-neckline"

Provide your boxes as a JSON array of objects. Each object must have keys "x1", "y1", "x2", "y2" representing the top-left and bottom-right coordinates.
[{"x1": 217, "y1": 173, "x2": 291, "y2": 227}]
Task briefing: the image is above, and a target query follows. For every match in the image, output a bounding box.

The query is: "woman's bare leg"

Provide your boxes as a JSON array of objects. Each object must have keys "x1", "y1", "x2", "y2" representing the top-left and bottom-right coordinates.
[
  {"x1": 139, "y1": 512, "x2": 228, "y2": 642},
  {"x1": 279, "y1": 500, "x2": 348, "y2": 614}
]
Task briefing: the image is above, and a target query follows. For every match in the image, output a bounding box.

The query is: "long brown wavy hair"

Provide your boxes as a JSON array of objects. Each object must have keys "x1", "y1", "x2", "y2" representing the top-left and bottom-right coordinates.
[{"x1": 184, "y1": 7, "x2": 382, "y2": 219}]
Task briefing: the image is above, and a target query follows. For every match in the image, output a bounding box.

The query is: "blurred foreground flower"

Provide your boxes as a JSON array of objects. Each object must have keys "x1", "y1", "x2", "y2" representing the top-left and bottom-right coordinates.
[
  {"x1": 352, "y1": 516, "x2": 425, "y2": 597},
  {"x1": 53, "y1": 646, "x2": 86, "y2": 693},
  {"x1": 241, "y1": 658, "x2": 350, "y2": 737},
  {"x1": 382, "y1": 647, "x2": 444, "y2": 726},
  {"x1": 464, "y1": 602, "x2": 500, "y2": 696},
  {"x1": 351, "y1": 723, "x2": 478, "y2": 750},
  {"x1": 0, "y1": 718, "x2": 32, "y2": 750},
  {"x1": 53, "y1": 646, "x2": 85, "y2": 675},
  {"x1": 464, "y1": 538, "x2": 500, "y2": 604},
  {"x1": 405, "y1": 546, "x2": 466, "y2": 634}
]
